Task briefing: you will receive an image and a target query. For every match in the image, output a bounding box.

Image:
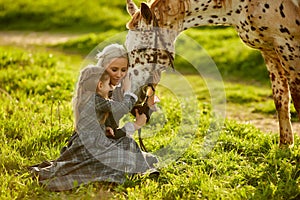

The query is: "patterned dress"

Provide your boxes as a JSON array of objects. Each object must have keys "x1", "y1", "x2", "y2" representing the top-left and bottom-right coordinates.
[{"x1": 29, "y1": 91, "x2": 158, "y2": 191}]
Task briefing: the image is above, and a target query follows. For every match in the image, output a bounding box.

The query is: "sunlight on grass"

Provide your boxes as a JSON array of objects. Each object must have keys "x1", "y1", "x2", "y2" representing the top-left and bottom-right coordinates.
[{"x1": 0, "y1": 46, "x2": 299, "y2": 199}]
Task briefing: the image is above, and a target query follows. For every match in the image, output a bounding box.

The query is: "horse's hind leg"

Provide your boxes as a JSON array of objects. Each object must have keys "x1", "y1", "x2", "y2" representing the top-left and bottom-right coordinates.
[
  {"x1": 262, "y1": 51, "x2": 294, "y2": 147},
  {"x1": 286, "y1": 49, "x2": 300, "y2": 121},
  {"x1": 277, "y1": 42, "x2": 300, "y2": 138}
]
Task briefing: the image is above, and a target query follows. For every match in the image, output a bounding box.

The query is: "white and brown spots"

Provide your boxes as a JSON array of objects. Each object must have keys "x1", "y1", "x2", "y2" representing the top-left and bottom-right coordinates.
[{"x1": 126, "y1": 0, "x2": 300, "y2": 147}]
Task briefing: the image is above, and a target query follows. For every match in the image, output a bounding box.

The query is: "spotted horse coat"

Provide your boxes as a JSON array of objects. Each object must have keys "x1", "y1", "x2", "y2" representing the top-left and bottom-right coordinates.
[{"x1": 125, "y1": 0, "x2": 300, "y2": 147}]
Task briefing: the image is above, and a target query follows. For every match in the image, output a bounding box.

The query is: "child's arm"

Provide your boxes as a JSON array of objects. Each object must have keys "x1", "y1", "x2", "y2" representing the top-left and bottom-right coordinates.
[
  {"x1": 95, "y1": 91, "x2": 137, "y2": 125},
  {"x1": 109, "y1": 75, "x2": 138, "y2": 122},
  {"x1": 95, "y1": 94, "x2": 112, "y2": 112}
]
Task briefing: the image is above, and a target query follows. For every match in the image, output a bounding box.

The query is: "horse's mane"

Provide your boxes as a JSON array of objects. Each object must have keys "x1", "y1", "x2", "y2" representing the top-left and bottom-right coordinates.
[{"x1": 149, "y1": 0, "x2": 189, "y2": 28}]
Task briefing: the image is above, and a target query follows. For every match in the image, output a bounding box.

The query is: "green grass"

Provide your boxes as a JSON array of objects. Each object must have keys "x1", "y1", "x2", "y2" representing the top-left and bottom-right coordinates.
[
  {"x1": 1, "y1": 0, "x2": 299, "y2": 199},
  {"x1": 0, "y1": 46, "x2": 299, "y2": 200}
]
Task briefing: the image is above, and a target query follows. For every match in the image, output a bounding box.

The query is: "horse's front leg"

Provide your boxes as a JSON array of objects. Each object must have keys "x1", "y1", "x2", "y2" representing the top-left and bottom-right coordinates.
[{"x1": 262, "y1": 51, "x2": 294, "y2": 147}]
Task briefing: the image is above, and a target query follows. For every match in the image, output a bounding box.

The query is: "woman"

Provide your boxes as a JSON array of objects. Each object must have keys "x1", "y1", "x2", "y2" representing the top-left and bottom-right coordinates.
[{"x1": 30, "y1": 44, "x2": 159, "y2": 191}]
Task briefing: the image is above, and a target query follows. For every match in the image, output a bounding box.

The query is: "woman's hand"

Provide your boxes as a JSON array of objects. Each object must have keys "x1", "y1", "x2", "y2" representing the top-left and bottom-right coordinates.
[
  {"x1": 122, "y1": 74, "x2": 131, "y2": 92},
  {"x1": 133, "y1": 109, "x2": 147, "y2": 130}
]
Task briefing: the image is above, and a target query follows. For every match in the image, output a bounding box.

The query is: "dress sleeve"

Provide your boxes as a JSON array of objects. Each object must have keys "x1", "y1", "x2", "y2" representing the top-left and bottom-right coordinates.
[
  {"x1": 111, "y1": 86, "x2": 124, "y2": 101},
  {"x1": 109, "y1": 93, "x2": 137, "y2": 123},
  {"x1": 94, "y1": 94, "x2": 111, "y2": 113}
]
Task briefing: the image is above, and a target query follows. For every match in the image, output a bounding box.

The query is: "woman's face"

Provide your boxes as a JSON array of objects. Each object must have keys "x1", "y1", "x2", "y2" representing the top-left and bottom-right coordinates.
[{"x1": 106, "y1": 57, "x2": 128, "y2": 86}]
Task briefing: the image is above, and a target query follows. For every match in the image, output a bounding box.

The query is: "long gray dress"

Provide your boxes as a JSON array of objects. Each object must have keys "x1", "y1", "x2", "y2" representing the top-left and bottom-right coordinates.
[{"x1": 30, "y1": 91, "x2": 158, "y2": 191}]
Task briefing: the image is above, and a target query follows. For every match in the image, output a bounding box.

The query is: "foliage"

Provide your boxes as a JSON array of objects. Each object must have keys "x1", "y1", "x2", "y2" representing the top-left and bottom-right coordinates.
[{"x1": 0, "y1": 0, "x2": 130, "y2": 32}]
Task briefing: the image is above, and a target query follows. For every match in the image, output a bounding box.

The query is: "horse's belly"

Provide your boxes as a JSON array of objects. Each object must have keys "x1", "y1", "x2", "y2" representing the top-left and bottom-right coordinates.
[{"x1": 236, "y1": 29, "x2": 273, "y2": 50}]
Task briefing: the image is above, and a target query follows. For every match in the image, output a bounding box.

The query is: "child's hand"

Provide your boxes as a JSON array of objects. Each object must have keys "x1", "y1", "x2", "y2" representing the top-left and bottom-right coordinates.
[
  {"x1": 122, "y1": 74, "x2": 131, "y2": 92},
  {"x1": 106, "y1": 127, "x2": 115, "y2": 137},
  {"x1": 133, "y1": 109, "x2": 147, "y2": 130}
]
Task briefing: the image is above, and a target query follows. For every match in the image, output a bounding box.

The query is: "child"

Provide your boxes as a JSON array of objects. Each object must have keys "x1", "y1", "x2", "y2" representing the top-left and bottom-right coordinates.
[{"x1": 95, "y1": 70, "x2": 147, "y2": 139}]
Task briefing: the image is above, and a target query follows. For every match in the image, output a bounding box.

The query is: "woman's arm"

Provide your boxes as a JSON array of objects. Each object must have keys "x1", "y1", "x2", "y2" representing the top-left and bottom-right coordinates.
[{"x1": 109, "y1": 92, "x2": 137, "y2": 123}]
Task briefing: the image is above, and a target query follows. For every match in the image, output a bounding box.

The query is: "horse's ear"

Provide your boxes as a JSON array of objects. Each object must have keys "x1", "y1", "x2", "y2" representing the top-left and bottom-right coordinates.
[
  {"x1": 127, "y1": 0, "x2": 138, "y2": 16},
  {"x1": 141, "y1": 3, "x2": 152, "y2": 25}
]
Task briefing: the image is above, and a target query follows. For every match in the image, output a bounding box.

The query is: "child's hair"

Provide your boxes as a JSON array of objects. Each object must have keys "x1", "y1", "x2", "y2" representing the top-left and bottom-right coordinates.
[
  {"x1": 99, "y1": 70, "x2": 110, "y2": 85},
  {"x1": 96, "y1": 70, "x2": 111, "y2": 97},
  {"x1": 98, "y1": 70, "x2": 111, "y2": 124}
]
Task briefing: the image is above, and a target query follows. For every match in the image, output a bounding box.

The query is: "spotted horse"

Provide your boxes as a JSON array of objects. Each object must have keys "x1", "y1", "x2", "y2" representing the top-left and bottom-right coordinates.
[{"x1": 125, "y1": 0, "x2": 300, "y2": 147}]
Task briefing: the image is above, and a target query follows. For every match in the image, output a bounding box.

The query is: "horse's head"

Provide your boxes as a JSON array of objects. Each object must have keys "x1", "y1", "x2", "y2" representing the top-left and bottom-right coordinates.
[
  {"x1": 124, "y1": 1, "x2": 172, "y2": 119},
  {"x1": 125, "y1": 0, "x2": 187, "y2": 118},
  {"x1": 125, "y1": 0, "x2": 182, "y2": 95}
]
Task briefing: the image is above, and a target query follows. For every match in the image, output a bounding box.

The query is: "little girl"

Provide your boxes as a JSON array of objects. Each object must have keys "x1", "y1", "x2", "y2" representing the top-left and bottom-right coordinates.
[{"x1": 95, "y1": 70, "x2": 147, "y2": 139}]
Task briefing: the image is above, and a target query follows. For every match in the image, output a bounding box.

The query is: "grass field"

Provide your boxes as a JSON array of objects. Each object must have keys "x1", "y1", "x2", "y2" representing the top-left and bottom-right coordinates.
[{"x1": 0, "y1": 0, "x2": 299, "y2": 199}]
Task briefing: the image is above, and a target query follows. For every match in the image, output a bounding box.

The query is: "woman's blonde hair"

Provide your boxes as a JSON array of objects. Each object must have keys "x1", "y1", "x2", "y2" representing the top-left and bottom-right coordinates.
[{"x1": 96, "y1": 44, "x2": 128, "y2": 68}]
